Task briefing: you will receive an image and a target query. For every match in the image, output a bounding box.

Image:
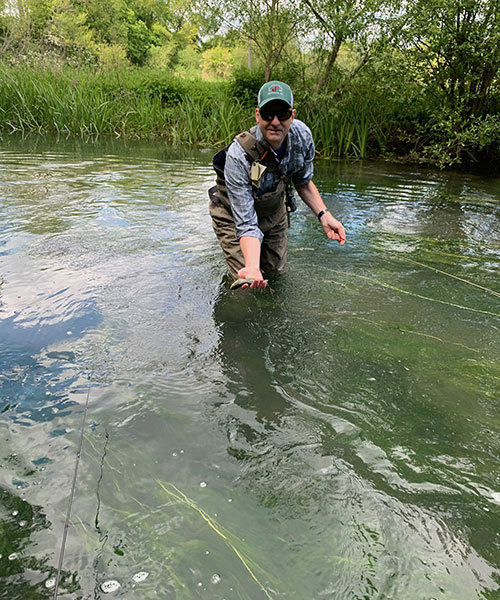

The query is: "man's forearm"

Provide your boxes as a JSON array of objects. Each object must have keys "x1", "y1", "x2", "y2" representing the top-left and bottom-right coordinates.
[
  {"x1": 295, "y1": 180, "x2": 326, "y2": 216},
  {"x1": 240, "y1": 236, "x2": 261, "y2": 270},
  {"x1": 296, "y1": 180, "x2": 346, "y2": 245}
]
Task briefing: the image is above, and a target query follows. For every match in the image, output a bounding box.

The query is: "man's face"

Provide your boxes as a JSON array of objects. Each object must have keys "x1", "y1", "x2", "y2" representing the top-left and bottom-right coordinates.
[{"x1": 255, "y1": 101, "x2": 296, "y2": 149}]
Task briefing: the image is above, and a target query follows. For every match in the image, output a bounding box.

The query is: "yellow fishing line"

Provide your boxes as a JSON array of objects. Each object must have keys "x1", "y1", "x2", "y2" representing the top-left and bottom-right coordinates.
[
  {"x1": 394, "y1": 255, "x2": 500, "y2": 298},
  {"x1": 396, "y1": 328, "x2": 480, "y2": 351},
  {"x1": 157, "y1": 481, "x2": 274, "y2": 600},
  {"x1": 346, "y1": 272, "x2": 500, "y2": 318},
  {"x1": 352, "y1": 316, "x2": 480, "y2": 353}
]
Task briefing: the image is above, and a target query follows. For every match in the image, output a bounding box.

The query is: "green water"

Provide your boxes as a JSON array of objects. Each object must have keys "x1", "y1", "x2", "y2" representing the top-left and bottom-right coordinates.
[{"x1": 0, "y1": 134, "x2": 499, "y2": 599}]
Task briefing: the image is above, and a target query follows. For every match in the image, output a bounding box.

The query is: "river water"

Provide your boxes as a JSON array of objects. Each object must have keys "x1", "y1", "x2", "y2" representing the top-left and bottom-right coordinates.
[{"x1": 0, "y1": 134, "x2": 499, "y2": 599}]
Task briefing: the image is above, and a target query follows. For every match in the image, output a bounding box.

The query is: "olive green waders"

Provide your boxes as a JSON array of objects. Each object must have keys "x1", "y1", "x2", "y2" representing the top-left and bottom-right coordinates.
[{"x1": 209, "y1": 193, "x2": 288, "y2": 280}]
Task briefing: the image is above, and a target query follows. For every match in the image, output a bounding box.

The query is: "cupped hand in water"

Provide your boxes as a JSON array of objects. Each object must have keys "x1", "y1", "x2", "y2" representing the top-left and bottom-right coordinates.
[{"x1": 235, "y1": 267, "x2": 268, "y2": 290}]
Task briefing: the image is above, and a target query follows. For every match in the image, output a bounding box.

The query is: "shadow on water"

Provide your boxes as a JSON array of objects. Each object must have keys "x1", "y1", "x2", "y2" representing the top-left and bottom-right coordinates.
[
  {"x1": 0, "y1": 289, "x2": 99, "y2": 597},
  {"x1": 0, "y1": 474, "x2": 79, "y2": 598}
]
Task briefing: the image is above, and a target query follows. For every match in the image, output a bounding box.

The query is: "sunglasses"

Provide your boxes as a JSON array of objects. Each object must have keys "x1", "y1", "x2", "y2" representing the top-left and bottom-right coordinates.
[{"x1": 259, "y1": 106, "x2": 293, "y2": 121}]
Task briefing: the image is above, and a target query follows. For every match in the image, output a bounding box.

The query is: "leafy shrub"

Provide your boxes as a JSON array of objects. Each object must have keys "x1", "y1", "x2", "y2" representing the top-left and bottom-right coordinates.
[
  {"x1": 138, "y1": 72, "x2": 186, "y2": 106},
  {"x1": 422, "y1": 115, "x2": 500, "y2": 167},
  {"x1": 98, "y1": 44, "x2": 129, "y2": 70},
  {"x1": 202, "y1": 46, "x2": 233, "y2": 79},
  {"x1": 229, "y1": 67, "x2": 265, "y2": 106},
  {"x1": 148, "y1": 45, "x2": 174, "y2": 70},
  {"x1": 126, "y1": 19, "x2": 152, "y2": 66}
]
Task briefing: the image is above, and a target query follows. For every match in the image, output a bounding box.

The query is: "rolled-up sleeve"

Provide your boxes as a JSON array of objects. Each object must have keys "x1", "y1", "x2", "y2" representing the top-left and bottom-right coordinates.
[{"x1": 224, "y1": 144, "x2": 264, "y2": 243}]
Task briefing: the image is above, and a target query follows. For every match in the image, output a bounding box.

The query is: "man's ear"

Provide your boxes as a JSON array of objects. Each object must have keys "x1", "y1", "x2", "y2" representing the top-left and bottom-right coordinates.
[{"x1": 255, "y1": 107, "x2": 260, "y2": 122}]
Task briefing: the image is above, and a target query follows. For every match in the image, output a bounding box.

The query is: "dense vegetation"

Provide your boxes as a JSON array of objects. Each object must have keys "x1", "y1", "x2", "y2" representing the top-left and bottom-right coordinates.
[{"x1": 1, "y1": 0, "x2": 499, "y2": 166}]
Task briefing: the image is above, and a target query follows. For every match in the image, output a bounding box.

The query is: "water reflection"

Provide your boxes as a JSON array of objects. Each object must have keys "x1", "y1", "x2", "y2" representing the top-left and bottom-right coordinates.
[
  {"x1": 0, "y1": 462, "x2": 79, "y2": 597},
  {"x1": 315, "y1": 160, "x2": 500, "y2": 251}
]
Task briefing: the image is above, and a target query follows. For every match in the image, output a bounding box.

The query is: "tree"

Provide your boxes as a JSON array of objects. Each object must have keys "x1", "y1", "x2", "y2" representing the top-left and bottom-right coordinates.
[
  {"x1": 26, "y1": 0, "x2": 52, "y2": 37},
  {"x1": 243, "y1": 0, "x2": 300, "y2": 80},
  {"x1": 202, "y1": 45, "x2": 232, "y2": 78},
  {"x1": 79, "y1": 0, "x2": 127, "y2": 46},
  {"x1": 126, "y1": 17, "x2": 152, "y2": 65},
  {"x1": 301, "y1": 0, "x2": 399, "y2": 95},
  {"x1": 401, "y1": 0, "x2": 500, "y2": 120},
  {"x1": 209, "y1": 0, "x2": 302, "y2": 80},
  {"x1": 48, "y1": 0, "x2": 97, "y2": 62}
]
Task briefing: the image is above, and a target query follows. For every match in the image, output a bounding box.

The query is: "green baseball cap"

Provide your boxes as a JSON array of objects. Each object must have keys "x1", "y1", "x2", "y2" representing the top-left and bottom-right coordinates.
[{"x1": 257, "y1": 81, "x2": 294, "y2": 108}]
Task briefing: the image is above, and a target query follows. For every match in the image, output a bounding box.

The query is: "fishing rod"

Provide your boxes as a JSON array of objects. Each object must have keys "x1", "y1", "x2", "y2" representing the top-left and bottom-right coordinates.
[{"x1": 52, "y1": 384, "x2": 91, "y2": 600}]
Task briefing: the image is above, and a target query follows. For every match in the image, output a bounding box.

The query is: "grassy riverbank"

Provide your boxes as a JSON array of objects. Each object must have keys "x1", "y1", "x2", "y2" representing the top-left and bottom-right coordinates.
[
  {"x1": 0, "y1": 66, "x2": 251, "y2": 146},
  {"x1": 0, "y1": 65, "x2": 383, "y2": 159},
  {"x1": 1, "y1": 65, "x2": 499, "y2": 167}
]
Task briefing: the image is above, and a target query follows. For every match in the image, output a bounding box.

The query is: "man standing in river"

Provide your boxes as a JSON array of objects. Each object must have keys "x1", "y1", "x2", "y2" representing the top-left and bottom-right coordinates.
[{"x1": 209, "y1": 80, "x2": 346, "y2": 289}]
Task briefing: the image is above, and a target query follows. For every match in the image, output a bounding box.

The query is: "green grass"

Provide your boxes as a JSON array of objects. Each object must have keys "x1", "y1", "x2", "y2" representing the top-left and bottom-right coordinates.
[
  {"x1": 0, "y1": 65, "x2": 379, "y2": 155},
  {"x1": 302, "y1": 106, "x2": 373, "y2": 159}
]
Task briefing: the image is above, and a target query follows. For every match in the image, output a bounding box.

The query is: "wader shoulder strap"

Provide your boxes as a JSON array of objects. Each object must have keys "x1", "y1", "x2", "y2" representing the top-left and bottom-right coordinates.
[
  {"x1": 235, "y1": 129, "x2": 270, "y2": 189},
  {"x1": 235, "y1": 130, "x2": 268, "y2": 163}
]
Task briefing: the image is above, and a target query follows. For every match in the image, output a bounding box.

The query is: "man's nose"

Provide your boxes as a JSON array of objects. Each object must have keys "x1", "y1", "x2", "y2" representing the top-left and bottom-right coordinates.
[{"x1": 270, "y1": 114, "x2": 281, "y2": 125}]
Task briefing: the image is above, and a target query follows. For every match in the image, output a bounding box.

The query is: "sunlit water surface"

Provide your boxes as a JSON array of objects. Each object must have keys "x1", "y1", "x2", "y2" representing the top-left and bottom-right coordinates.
[{"x1": 0, "y1": 134, "x2": 499, "y2": 600}]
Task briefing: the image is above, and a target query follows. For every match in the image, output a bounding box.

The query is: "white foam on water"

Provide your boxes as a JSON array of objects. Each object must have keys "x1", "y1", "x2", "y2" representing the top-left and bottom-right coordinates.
[
  {"x1": 100, "y1": 580, "x2": 121, "y2": 593},
  {"x1": 132, "y1": 571, "x2": 149, "y2": 583},
  {"x1": 44, "y1": 578, "x2": 56, "y2": 589}
]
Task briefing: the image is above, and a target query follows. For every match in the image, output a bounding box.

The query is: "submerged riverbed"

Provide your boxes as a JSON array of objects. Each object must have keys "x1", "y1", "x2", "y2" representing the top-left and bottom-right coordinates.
[{"x1": 0, "y1": 134, "x2": 499, "y2": 599}]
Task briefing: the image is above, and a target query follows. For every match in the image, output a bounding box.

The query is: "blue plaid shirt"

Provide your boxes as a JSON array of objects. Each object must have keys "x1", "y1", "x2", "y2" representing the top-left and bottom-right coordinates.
[{"x1": 224, "y1": 119, "x2": 315, "y2": 243}]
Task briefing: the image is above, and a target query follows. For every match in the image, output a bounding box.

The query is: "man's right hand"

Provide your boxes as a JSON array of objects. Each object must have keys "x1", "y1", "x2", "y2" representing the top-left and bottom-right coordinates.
[{"x1": 236, "y1": 266, "x2": 268, "y2": 290}]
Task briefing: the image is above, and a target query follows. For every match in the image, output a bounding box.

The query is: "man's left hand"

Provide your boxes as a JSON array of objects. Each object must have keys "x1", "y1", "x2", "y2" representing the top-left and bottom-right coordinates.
[{"x1": 320, "y1": 213, "x2": 346, "y2": 245}]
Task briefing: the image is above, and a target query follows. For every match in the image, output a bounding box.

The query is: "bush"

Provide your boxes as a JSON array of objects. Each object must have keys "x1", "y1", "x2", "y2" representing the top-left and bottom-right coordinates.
[
  {"x1": 202, "y1": 46, "x2": 233, "y2": 80},
  {"x1": 229, "y1": 67, "x2": 265, "y2": 106},
  {"x1": 175, "y1": 46, "x2": 202, "y2": 79},
  {"x1": 137, "y1": 72, "x2": 186, "y2": 106},
  {"x1": 148, "y1": 45, "x2": 174, "y2": 70},
  {"x1": 422, "y1": 115, "x2": 500, "y2": 167},
  {"x1": 126, "y1": 19, "x2": 152, "y2": 66},
  {"x1": 98, "y1": 44, "x2": 129, "y2": 71}
]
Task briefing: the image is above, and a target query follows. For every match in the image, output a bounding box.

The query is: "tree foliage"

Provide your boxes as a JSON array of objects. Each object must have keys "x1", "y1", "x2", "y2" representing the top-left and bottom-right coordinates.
[
  {"x1": 402, "y1": 0, "x2": 500, "y2": 119},
  {"x1": 0, "y1": 0, "x2": 499, "y2": 165}
]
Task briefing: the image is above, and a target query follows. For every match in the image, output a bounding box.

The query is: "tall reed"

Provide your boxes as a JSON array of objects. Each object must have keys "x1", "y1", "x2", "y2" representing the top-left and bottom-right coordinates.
[
  {"x1": 0, "y1": 65, "x2": 379, "y2": 156},
  {"x1": 302, "y1": 105, "x2": 372, "y2": 159}
]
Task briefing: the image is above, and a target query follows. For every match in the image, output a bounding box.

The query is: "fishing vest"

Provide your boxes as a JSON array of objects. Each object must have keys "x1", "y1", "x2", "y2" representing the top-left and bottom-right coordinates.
[{"x1": 212, "y1": 126, "x2": 290, "y2": 219}]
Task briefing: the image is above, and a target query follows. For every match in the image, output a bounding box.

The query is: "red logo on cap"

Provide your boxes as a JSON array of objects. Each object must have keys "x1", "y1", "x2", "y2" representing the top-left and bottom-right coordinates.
[{"x1": 271, "y1": 85, "x2": 280, "y2": 92}]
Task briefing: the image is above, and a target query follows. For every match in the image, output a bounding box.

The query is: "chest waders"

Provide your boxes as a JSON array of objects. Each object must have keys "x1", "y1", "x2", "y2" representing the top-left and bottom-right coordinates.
[
  {"x1": 208, "y1": 128, "x2": 294, "y2": 279},
  {"x1": 210, "y1": 127, "x2": 295, "y2": 226}
]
